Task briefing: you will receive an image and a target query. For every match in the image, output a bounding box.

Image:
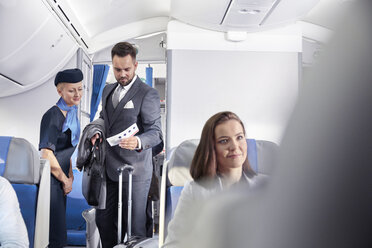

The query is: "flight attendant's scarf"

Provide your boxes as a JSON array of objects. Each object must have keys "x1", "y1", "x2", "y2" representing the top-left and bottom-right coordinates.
[{"x1": 57, "y1": 97, "x2": 80, "y2": 146}]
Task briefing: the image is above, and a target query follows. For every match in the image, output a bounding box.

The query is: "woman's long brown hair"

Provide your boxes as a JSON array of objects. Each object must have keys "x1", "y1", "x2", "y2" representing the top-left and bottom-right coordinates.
[{"x1": 190, "y1": 111, "x2": 255, "y2": 182}]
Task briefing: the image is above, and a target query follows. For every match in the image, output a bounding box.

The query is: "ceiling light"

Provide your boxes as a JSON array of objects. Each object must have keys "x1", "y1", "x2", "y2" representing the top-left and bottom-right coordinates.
[
  {"x1": 226, "y1": 31, "x2": 247, "y2": 42},
  {"x1": 239, "y1": 9, "x2": 261, "y2": 15}
]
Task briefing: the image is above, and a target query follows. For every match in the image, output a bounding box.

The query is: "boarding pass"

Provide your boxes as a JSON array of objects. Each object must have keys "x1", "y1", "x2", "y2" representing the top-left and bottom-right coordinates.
[{"x1": 106, "y1": 123, "x2": 139, "y2": 146}]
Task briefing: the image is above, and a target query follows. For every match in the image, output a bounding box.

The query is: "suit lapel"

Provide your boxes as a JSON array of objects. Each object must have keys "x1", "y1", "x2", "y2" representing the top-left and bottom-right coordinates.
[{"x1": 109, "y1": 78, "x2": 141, "y2": 127}]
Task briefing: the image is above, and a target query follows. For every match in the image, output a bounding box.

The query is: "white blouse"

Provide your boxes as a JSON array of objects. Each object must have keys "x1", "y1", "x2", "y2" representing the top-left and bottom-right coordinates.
[{"x1": 162, "y1": 173, "x2": 266, "y2": 248}]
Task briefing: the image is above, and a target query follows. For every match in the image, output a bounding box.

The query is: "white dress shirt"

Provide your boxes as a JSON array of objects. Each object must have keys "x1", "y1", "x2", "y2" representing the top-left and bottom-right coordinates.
[{"x1": 114, "y1": 75, "x2": 137, "y2": 103}]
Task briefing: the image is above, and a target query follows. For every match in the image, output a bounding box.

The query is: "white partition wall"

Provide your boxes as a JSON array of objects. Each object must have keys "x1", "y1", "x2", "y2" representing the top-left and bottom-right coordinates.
[{"x1": 166, "y1": 20, "x2": 302, "y2": 153}]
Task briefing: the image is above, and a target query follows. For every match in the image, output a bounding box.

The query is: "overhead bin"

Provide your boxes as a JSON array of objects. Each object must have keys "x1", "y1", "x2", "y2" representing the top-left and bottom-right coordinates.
[{"x1": 0, "y1": 0, "x2": 78, "y2": 98}]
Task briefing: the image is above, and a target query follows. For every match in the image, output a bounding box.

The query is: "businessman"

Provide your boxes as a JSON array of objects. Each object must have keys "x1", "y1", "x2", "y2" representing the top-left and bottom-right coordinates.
[{"x1": 92, "y1": 42, "x2": 163, "y2": 248}]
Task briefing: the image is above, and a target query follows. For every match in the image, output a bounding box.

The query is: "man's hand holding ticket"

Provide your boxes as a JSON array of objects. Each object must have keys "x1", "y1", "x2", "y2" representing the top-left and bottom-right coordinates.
[{"x1": 106, "y1": 123, "x2": 139, "y2": 147}]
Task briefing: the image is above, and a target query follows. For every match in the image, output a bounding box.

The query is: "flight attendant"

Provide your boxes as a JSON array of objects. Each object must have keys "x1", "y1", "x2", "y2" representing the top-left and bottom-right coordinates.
[{"x1": 39, "y1": 68, "x2": 83, "y2": 248}]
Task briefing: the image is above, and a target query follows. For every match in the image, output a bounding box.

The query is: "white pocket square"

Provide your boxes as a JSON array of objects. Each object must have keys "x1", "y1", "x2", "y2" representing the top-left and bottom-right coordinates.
[{"x1": 123, "y1": 100, "x2": 134, "y2": 109}]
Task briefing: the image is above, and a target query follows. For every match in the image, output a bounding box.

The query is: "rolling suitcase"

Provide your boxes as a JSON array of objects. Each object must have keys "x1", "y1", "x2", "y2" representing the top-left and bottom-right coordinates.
[
  {"x1": 82, "y1": 208, "x2": 102, "y2": 248},
  {"x1": 114, "y1": 165, "x2": 158, "y2": 248}
]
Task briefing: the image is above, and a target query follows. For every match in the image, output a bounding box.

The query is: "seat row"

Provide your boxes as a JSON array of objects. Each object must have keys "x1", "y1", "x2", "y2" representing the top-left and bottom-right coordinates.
[
  {"x1": 0, "y1": 136, "x2": 278, "y2": 247},
  {"x1": 0, "y1": 136, "x2": 90, "y2": 247}
]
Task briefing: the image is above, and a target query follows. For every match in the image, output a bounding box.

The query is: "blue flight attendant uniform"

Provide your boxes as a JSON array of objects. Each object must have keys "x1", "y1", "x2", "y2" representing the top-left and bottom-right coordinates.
[{"x1": 39, "y1": 105, "x2": 75, "y2": 248}]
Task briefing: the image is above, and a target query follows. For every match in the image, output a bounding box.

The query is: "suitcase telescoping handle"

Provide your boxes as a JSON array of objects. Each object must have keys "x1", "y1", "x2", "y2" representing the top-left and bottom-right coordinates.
[{"x1": 117, "y1": 165, "x2": 134, "y2": 245}]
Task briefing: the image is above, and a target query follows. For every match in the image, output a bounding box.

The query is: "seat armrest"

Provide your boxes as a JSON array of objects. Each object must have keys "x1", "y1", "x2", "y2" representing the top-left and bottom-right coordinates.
[
  {"x1": 159, "y1": 160, "x2": 169, "y2": 247},
  {"x1": 34, "y1": 158, "x2": 50, "y2": 248}
]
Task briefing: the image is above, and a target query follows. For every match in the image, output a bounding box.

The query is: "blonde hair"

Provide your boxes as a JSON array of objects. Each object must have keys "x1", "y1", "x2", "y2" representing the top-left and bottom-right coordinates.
[{"x1": 56, "y1": 82, "x2": 65, "y2": 91}]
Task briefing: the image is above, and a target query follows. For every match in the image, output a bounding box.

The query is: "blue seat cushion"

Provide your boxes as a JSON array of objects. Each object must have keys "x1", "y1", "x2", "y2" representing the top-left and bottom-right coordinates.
[
  {"x1": 66, "y1": 197, "x2": 87, "y2": 230},
  {"x1": 66, "y1": 168, "x2": 90, "y2": 246},
  {"x1": 247, "y1": 139, "x2": 258, "y2": 173},
  {"x1": 165, "y1": 186, "x2": 183, "y2": 237},
  {"x1": 66, "y1": 196, "x2": 89, "y2": 246},
  {"x1": 12, "y1": 183, "x2": 38, "y2": 248},
  {"x1": 166, "y1": 186, "x2": 183, "y2": 220},
  {"x1": 0, "y1": 136, "x2": 12, "y2": 176},
  {"x1": 67, "y1": 229, "x2": 86, "y2": 246}
]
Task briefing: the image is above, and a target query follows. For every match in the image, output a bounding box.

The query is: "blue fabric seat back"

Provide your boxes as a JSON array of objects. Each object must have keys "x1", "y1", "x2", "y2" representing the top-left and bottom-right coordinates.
[
  {"x1": 66, "y1": 167, "x2": 90, "y2": 246},
  {"x1": 0, "y1": 136, "x2": 12, "y2": 176},
  {"x1": 0, "y1": 136, "x2": 42, "y2": 248},
  {"x1": 12, "y1": 184, "x2": 38, "y2": 247},
  {"x1": 164, "y1": 186, "x2": 183, "y2": 231},
  {"x1": 0, "y1": 136, "x2": 40, "y2": 183}
]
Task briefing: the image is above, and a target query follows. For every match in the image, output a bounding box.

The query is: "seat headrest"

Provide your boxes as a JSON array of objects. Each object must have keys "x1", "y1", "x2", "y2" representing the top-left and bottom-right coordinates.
[
  {"x1": 255, "y1": 140, "x2": 279, "y2": 175},
  {"x1": 167, "y1": 139, "x2": 199, "y2": 186},
  {"x1": 167, "y1": 139, "x2": 279, "y2": 186},
  {"x1": 0, "y1": 136, "x2": 40, "y2": 184}
]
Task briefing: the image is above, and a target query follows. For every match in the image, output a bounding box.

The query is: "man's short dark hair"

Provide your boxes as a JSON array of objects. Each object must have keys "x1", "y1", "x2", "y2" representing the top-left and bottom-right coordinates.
[{"x1": 111, "y1": 42, "x2": 137, "y2": 60}]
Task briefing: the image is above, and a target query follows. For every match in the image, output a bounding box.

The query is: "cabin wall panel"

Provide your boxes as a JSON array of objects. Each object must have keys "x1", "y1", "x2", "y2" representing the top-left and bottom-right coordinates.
[
  {"x1": 165, "y1": 20, "x2": 301, "y2": 154},
  {"x1": 166, "y1": 49, "x2": 299, "y2": 153}
]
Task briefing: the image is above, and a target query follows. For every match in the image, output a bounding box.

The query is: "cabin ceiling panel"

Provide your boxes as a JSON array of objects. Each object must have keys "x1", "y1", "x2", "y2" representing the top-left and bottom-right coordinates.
[
  {"x1": 93, "y1": 32, "x2": 167, "y2": 63},
  {"x1": 0, "y1": 0, "x2": 50, "y2": 59},
  {"x1": 0, "y1": 0, "x2": 78, "y2": 97},
  {"x1": 90, "y1": 17, "x2": 169, "y2": 53},
  {"x1": 0, "y1": 75, "x2": 24, "y2": 98},
  {"x1": 222, "y1": 0, "x2": 277, "y2": 28},
  {"x1": 171, "y1": 0, "x2": 231, "y2": 27},
  {"x1": 302, "y1": 0, "x2": 349, "y2": 31},
  {"x1": 262, "y1": 0, "x2": 319, "y2": 26},
  {"x1": 1, "y1": 16, "x2": 78, "y2": 86},
  {"x1": 45, "y1": 0, "x2": 342, "y2": 53},
  {"x1": 171, "y1": 0, "x2": 321, "y2": 32},
  {"x1": 65, "y1": 0, "x2": 170, "y2": 37}
]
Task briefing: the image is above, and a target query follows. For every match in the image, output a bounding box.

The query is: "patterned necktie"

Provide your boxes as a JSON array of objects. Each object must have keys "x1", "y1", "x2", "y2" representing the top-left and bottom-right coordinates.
[{"x1": 112, "y1": 85, "x2": 124, "y2": 108}]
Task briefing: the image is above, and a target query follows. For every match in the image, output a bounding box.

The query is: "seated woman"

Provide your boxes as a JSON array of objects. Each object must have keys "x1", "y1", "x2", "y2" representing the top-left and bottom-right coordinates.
[{"x1": 162, "y1": 111, "x2": 265, "y2": 247}]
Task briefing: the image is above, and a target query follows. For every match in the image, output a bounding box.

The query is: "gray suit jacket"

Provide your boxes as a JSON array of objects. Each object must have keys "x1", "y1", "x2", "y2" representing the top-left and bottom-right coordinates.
[{"x1": 99, "y1": 77, "x2": 163, "y2": 182}]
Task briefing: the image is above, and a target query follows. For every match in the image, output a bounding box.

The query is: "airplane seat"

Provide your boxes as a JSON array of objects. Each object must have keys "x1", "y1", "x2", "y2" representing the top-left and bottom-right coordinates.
[
  {"x1": 0, "y1": 136, "x2": 50, "y2": 248},
  {"x1": 66, "y1": 167, "x2": 91, "y2": 246},
  {"x1": 159, "y1": 138, "x2": 278, "y2": 245}
]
